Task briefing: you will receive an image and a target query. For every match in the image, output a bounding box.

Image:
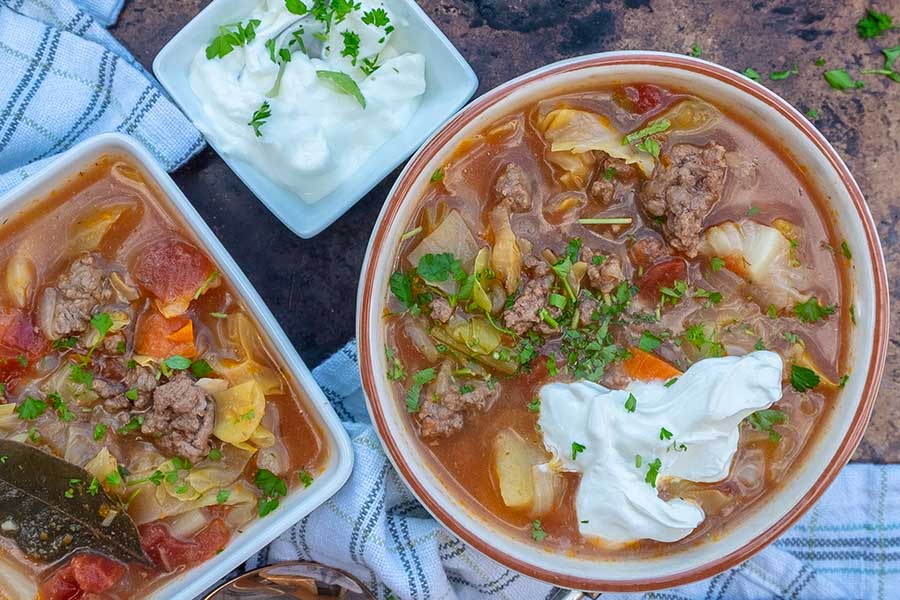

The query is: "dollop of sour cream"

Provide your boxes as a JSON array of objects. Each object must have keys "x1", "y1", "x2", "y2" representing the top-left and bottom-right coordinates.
[
  {"x1": 538, "y1": 351, "x2": 783, "y2": 544},
  {"x1": 188, "y1": 0, "x2": 426, "y2": 203}
]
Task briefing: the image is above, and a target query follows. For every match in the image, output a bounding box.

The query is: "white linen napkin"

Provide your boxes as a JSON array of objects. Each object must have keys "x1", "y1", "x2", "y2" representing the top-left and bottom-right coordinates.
[
  {"x1": 0, "y1": 0, "x2": 203, "y2": 194},
  {"x1": 246, "y1": 341, "x2": 892, "y2": 600}
]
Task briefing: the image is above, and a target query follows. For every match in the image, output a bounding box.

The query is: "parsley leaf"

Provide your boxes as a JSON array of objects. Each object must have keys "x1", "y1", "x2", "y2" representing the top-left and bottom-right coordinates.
[
  {"x1": 790, "y1": 364, "x2": 820, "y2": 392},
  {"x1": 206, "y1": 19, "x2": 262, "y2": 60},
  {"x1": 15, "y1": 396, "x2": 46, "y2": 420},
  {"x1": 857, "y1": 8, "x2": 893, "y2": 39},
  {"x1": 190, "y1": 359, "x2": 213, "y2": 379},
  {"x1": 340, "y1": 30, "x2": 361, "y2": 65},
  {"x1": 416, "y1": 253, "x2": 466, "y2": 283},
  {"x1": 362, "y1": 7, "x2": 391, "y2": 27},
  {"x1": 635, "y1": 137, "x2": 661, "y2": 158},
  {"x1": 385, "y1": 346, "x2": 406, "y2": 381},
  {"x1": 688, "y1": 43, "x2": 702, "y2": 57},
  {"x1": 531, "y1": 519, "x2": 547, "y2": 542},
  {"x1": 526, "y1": 398, "x2": 541, "y2": 412},
  {"x1": 69, "y1": 364, "x2": 93, "y2": 388},
  {"x1": 638, "y1": 330, "x2": 662, "y2": 352},
  {"x1": 571, "y1": 441, "x2": 586, "y2": 460},
  {"x1": 623, "y1": 119, "x2": 671, "y2": 145},
  {"x1": 430, "y1": 167, "x2": 444, "y2": 182},
  {"x1": 248, "y1": 101, "x2": 272, "y2": 137},
  {"x1": 285, "y1": 0, "x2": 309, "y2": 15},
  {"x1": 389, "y1": 271, "x2": 415, "y2": 310},
  {"x1": 710, "y1": 256, "x2": 725, "y2": 272},
  {"x1": 743, "y1": 67, "x2": 762, "y2": 82},
  {"x1": 824, "y1": 69, "x2": 865, "y2": 91},
  {"x1": 255, "y1": 469, "x2": 288, "y2": 517},
  {"x1": 769, "y1": 65, "x2": 799, "y2": 80},
  {"x1": 793, "y1": 297, "x2": 837, "y2": 323},
  {"x1": 405, "y1": 368, "x2": 435, "y2": 413},
  {"x1": 298, "y1": 470, "x2": 314, "y2": 487},
  {"x1": 316, "y1": 70, "x2": 366, "y2": 108},
  {"x1": 747, "y1": 408, "x2": 787, "y2": 442},
  {"x1": 645, "y1": 458, "x2": 662, "y2": 487},
  {"x1": 624, "y1": 392, "x2": 637, "y2": 413}
]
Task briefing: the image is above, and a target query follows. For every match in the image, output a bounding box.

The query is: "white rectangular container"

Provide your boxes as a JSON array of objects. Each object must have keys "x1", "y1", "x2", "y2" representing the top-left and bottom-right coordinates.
[{"x1": 0, "y1": 132, "x2": 354, "y2": 600}]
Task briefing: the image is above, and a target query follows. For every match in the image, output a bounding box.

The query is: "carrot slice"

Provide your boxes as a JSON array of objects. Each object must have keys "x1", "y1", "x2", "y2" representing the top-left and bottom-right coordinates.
[
  {"x1": 166, "y1": 321, "x2": 194, "y2": 345},
  {"x1": 622, "y1": 347, "x2": 682, "y2": 382}
]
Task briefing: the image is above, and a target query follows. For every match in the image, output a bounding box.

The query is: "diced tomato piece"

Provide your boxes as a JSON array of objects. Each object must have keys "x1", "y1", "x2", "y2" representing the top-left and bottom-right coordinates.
[
  {"x1": 135, "y1": 309, "x2": 197, "y2": 359},
  {"x1": 139, "y1": 519, "x2": 230, "y2": 572},
  {"x1": 132, "y1": 239, "x2": 215, "y2": 318},
  {"x1": 0, "y1": 308, "x2": 46, "y2": 359},
  {"x1": 612, "y1": 84, "x2": 664, "y2": 114},
  {"x1": 39, "y1": 554, "x2": 125, "y2": 600},
  {"x1": 622, "y1": 347, "x2": 683, "y2": 382},
  {"x1": 636, "y1": 258, "x2": 688, "y2": 303}
]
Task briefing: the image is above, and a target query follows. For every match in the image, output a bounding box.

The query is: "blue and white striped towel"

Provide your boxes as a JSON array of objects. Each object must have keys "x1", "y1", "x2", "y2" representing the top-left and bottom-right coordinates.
[
  {"x1": 252, "y1": 342, "x2": 894, "y2": 600},
  {"x1": 0, "y1": 0, "x2": 203, "y2": 194}
]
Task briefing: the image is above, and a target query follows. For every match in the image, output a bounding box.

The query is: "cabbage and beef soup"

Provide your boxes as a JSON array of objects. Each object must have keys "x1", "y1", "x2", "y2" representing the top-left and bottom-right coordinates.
[
  {"x1": 0, "y1": 157, "x2": 325, "y2": 598},
  {"x1": 384, "y1": 84, "x2": 851, "y2": 556}
]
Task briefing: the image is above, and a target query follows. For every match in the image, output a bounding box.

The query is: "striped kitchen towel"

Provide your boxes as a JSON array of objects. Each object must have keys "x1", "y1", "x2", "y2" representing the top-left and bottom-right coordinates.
[
  {"x1": 249, "y1": 341, "x2": 895, "y2": 600},
  {"x1": 0, "y1": 0, "x2": 203, "y2": 194}
]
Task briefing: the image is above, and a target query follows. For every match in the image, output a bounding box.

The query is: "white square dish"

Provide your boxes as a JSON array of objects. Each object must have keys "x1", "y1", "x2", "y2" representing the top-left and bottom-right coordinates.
[
  {"x1": 0, "y1": 132, "x2": 354, "y2": 600},
  {"x1": 152, "y1": 0, "x2": 478, "y2": 238}
]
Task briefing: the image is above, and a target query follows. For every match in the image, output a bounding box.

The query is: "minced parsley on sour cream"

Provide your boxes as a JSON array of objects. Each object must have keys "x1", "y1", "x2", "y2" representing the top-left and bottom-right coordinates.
[{"x1": 189, "y1": 0, "x2": 426, "y2": 202}]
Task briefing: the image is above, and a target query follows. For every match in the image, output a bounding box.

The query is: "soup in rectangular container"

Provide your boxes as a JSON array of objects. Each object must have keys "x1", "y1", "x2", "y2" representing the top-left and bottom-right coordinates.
[{"x1": 0, "y1": 134, "x2": 352, "y2": 599}]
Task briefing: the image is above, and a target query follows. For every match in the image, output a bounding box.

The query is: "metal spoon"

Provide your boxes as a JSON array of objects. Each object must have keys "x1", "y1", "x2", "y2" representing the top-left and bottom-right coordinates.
[
  {"x1": 203, "y1": 561, "x2": 375, "y2": 600},
  {"x1": 205, "y1": 560, "x2": 601, "y2": 600}
]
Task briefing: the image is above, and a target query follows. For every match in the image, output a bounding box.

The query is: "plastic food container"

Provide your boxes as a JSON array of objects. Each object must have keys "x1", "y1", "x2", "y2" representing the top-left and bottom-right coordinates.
[
  {"x1": 153, "y1": 0, "x2": 478, "y2": 238},
  {"x1": 0, "y1": 132, "x2": 354, "y2": 600}
]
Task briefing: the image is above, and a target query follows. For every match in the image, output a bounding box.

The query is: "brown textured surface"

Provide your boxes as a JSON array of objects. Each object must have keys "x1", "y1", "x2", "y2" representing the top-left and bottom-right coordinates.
[{"x1": 111, "y1": 1, "x2": 898, "y2": 461}]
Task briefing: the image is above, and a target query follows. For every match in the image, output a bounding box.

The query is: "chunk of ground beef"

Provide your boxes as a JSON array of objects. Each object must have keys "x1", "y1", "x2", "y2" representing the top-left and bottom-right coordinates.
[
  {"x1": 588, "y1": 155, "x2": 635, "y2": 204},
  {"x1": 630, "y1": 236, "x2": 669, "y2": 269},
  {"x1": 494, "y1": 163, "x2": 532, "y2": 211},
  {"x1": 93, "y1": 378, "x2": 127, "y2": 411},
  {"x1": 502, "y1": 273, "x2": 552, "y2": 335},
  {"x1": 429, "y1": 298, "x2": 453, "y2": 324},
  {"x1": 141, "y1": 373, "x2": 214, "y2": 461},
  {"x1": 38, "y1": 256, "x2": 113, "y2": 340},
  {"x1": 581, "y1": 248, "x2": 625, "y2": 294},
  {"x1": 638, "y1": 143, "x2": 727, "y2": 257},
  {"x1": 93, "y1": 364, "x2": 157, "y2": 412},
  {"x1": 417, "y1": 365, "x2": 500, "y2": 439},
  {"x1": 578, "y1": 293, "x2": 599, "y2": 325}
]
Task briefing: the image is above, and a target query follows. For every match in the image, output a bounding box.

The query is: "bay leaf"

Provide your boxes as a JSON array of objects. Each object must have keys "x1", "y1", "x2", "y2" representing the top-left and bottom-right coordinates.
[{"x1": 0, "y1": 440, "x2": 149, "y2": 565}]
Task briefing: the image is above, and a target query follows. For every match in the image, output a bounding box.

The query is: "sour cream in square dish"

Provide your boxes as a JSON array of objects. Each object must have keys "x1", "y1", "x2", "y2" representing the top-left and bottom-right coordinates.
[{"x1": 189, "y1": 0, "x2": 426, "y2": 203}]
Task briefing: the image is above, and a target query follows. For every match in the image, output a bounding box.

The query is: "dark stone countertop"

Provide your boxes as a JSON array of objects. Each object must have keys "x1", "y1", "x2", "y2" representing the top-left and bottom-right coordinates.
[{"x1": 111, "y1": 0, "x2": 899, "y2": 461}]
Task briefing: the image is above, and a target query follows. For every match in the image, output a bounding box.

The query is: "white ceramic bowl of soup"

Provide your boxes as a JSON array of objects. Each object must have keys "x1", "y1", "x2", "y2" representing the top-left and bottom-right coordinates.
[
  {"x1": 0, "y1": 133, "x2": 354, "y2": 600},
  {"x1": 356, "y1": 52, "x2": 889, "y2": 591}
]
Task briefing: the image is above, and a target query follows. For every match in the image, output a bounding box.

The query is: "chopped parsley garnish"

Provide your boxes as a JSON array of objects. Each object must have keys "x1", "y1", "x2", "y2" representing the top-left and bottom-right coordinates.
[
  {"x1": 746, "y1": 408, "x2": 787, "y2": 442},
  {"x1": 340, "y1": 30, "x2": 361, "y2": 65},
  {"x1": 191, "y1": 359, "x2": 214, "y2": 379},
  {"x1": 683, "y1": 323, "x2": 725, "y2": 358},
  {"x1": 659, "y1": 427, "x2": 673, "y2": 441},
  {"x1": 783, "y1": 331, "x2": 800, "y2": 345},
  {"x1": 362, "y1": 7, "x2": 391, "y2": 28},
  {"x1": 389, "y1": 271, "x2": 416, "y2": 310},
  {"x1": 602, "y1": 167, "x2": 617, "y2": 180},
  {"x1": 15, "y1": 354, "x2": 27, "y2": 367},
  {"x1": 49, "y1": 393, "x2": 76, "y2": 423},
  {"x1": 27, "y1": 426, "x2": 40, "y2": 442},
  {"x1": 125, "y1": 388, "x2": 138, "y2": 401},
  {"x1": 824, "y1": 69, "x2": 865, "y2": 91},
  {"x1": 248, "y1": 101, "x2": 272, "y2": 137},
  {"x1": 743, "y1": 67, "x2": 762, "y2": 81},
  {"x1": 526, "y1": 397, "x2": 541, "y2": 412},
  {"x1": 664, "y1": 377, "x2": 678, "y2": 388},
  {"x1": 645, "y1": 458, "x2": 662, "y2": 488},
  {"x1": 850, "y1": 304, "x2": 857, "y2": 325},
  {"x1": 693, "y1": 287, "x2": 722, "y2": 305},
  {"x1": 815, "y1": 57, "x2": 826, "y2": 67},
  {"x1": 210, "y1": 312, "x2": 228, "y2": 319},
  {"x1": 255, "y1": 469, "x2": 288, "y2": 517},
  {"x1": 660, "y1": 280, "x2": 688, "y2": 305},
  {"x1": 316, "y1": 70, "x2": 366, "y2": 108},
  {"x1": 635, "y1": 137, "x2": 661, "y2": 158},
  {"x1": 298, "y1": 470, "x2": 315, "y2": 487},
  {"x1": 116, "y1": 415, "x2": 143, "y2": 435},
  {"x1": 93, "y1": 423, "x2": 107, "y2": 441},
  {"x1": 635, "y1": 454, "x2": 642, "y2": 468},
  {"x1": 385, "y1": 346, "x2": 406, "y2": 381},
  {"x1": 458, "y1": 384, "x2": 475, "y2": 395},
  {"x1": 805, "y1": 108, "x2": 819, "y2": 120},
  {"x1": 286, "y1": 0, "x2": 309, "y2": 15},
  {"x1": 531, "y1": 519, "x2": 547, "y2": 542},
  {"x1": 106, "y1": 471, "x2": 122, "y2": 487},
  {"x1": 405, "y1": 368, "x2": 435, "y2": 413},
  {"x1": 767, "y1": 304, "x2": 780, "y2": 319},
  {"x1": 15, "y1": 396, "x2": 46, "y2": 420},
  {"x1": 430, "y1": 167, "x2": 445, "y2": 182},
  {"x1": 546, "y1": 354, "x2": 558, "y2": 376},
  {"x1": 571, "y1": 441, "x2": 586, "y2": 460},
  {"x1": 623, "y1": 119, "x2": 671, "y2": 145},
  {"x1": 790, "y1": 364, "x2": 820, "y2": 392},
  {"x1": 51, "y1": 337, "x2": 78, "y2": 350},
  {"x1": 754, "y1": 339, "x2": 766, "y2": 351},
  {"x1": 688, "y1": 43, "x2": 702, "y2": 57},
  {"x1": 841, "y1": 240, "x2": 853, "y2": 259},
  {"x1": 207, "y1": 448, "x2": 223, "y2": 461},
  {"x1": 747, "y1": 206, "x2": 760, "y2": 217},
  {"x1": 793, "y1": 297, "x2": 836, "y2": 323},
  {"x1": 709, "y1": 256, "x2": 725, "y2": 272},
  {"x1": 624, "y1": 392, "x2": 637, "y2": 412},
  {"x1": 839, "y1": 374, "x2": 850, "y2": 388},
  {"x1": 206, "y1": 19, "x2": 262, "y2": 60},
  {"x1": 416, "y1": 253, "x2": 466, "y2": 283},
  {"x1": 769, "y1": 65, "x2": 799, "y2": 81},
  {"x1": 216, "y1": 489, "x2": 231, "y2": 504},
  {"x1": 638, "y1": 330, "x2": 661, "y2": 352},
  {"x1": 857, "y1": 8, "x2": 893, "y2": 39}
]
